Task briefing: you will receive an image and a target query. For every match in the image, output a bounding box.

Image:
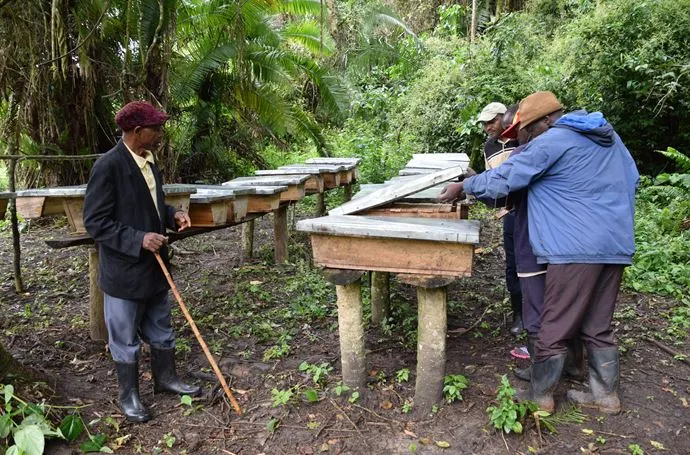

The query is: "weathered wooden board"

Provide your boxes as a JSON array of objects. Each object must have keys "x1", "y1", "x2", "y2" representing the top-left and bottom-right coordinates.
[
  {"x1": 354, "y1": 183, "x2": 448, "y2": 202},
  {"x1": 246, "y1": 192, "x2": 281, "y2": 214},
  {"x1": 412, "y1": 153, "x2": 470, "y2": 162},
  {"x1": 226, "y1": 177, "x2": 307, "y2": 202},
  {"x1": 360, "y1": 203, "x2": 467, "y2": 220},
  {"x1": 405, "y1": 159, "x2": 469, "y2": 169},
  {"x1": 254, "y1": 170, "x2": 325, "y2": 194},
  {"x1": 278, "y1": 165, "x2": 344, "y2": 189},
  {"x1": 309, "y1": 235, "x2": 474, "y2": 277},
  {"x1": 305, "y1": 157, "x2": 361, "y2": 165},
  {"x1": 329, "y1": 167, "x2": 466, "y2": 216},
  {"x1": 297, "y1": 215, "x2": 479, "y2": 243}
]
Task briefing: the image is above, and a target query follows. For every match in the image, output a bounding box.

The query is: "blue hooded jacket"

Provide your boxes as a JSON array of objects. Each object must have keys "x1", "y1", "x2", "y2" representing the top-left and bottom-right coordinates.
[{"x1": 464, "y1": 110, "x2": 640, "y2": 265}]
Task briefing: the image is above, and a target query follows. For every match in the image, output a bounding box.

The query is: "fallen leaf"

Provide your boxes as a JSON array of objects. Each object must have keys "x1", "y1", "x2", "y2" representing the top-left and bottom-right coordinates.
[
  {"x1": 650, "y1": 440, "x2": 667, "y2": 450},
  {"x1": 380, "y1": 400, "x2": 393, "y2": 410},
  {"x1": 420, "y1": 438, "x2": 433, "y2": 445},
  {"x1": 327, "y1": 439, "x2": 338, "y2": 445},
  {"x1": 581, "y1": 429, "x2": 594, "y2": 435},
  {"x1": 403, "y1": 429, "x2": 417, "y2": 438},
  {"x1": 250, "y1": 280, "x2": 263, "y2": 285},
  {"x1": 680, "y1": 397, "x2": 688, "y2": 407},
  {"x1": 319, "y1": 443, "x2": 330, "y2": 452},
  {"x1": 436, "y1": 441, "x2": 450, "y2": 448}
]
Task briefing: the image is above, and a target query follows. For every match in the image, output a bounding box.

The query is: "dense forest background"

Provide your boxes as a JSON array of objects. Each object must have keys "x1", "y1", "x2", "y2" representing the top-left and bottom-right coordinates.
[{"x1": 1, "y1": 0, "x2": 689, "y2": 318}]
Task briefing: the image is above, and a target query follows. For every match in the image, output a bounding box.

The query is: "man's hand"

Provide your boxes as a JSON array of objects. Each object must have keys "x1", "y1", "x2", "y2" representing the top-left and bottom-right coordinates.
[
  {"x1": 142, "y1": 232, "x2": 168, "y2": 252},
  {"x1": 174, "y1": 210, "x2": 192, "y2": 231},
  {"x1": 439, "y1": 182, "x2": 465, "y2": 203}
]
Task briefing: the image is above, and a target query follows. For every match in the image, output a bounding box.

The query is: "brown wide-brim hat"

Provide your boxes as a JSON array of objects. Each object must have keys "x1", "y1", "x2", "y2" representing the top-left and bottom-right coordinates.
[
  {"x1": 501, "y1": 111, "x2": 520, "y2": 140},
  {"x1": 518, "y1": 91, "x2": 563, "y2": 130},
  {"x1": 115, "y1": 101, "x2": 169, "y2": 131}
]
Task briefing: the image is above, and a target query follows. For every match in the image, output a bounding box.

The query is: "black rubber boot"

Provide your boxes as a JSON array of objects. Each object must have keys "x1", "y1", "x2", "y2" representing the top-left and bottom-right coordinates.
[
  {"x1": 563, "y1": 338, "x2": 586, "y2": 381},
  {"x1": 517, "y1": 354, "x2": 565, "y2": 412},
  {"x1": 513, "y1": 333, "x2": 536, "y2": 382},
  {"x1": 115, "y1": 362, "x2": 151, "y2": 423},
  {"x1": 151, "y1": 347, "x2": 202, "y2": 396},
  {"x1": 567, "y1": 346, "x2": 621, "y2": 414},
  {"x1": 509, "y1": 293, "x2": 524, "y2": 336}
]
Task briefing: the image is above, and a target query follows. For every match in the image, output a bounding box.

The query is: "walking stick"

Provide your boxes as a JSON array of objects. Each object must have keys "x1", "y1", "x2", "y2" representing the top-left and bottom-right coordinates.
[{"x1": 154, "y1": 252, "x2": 243, "y2": 416}]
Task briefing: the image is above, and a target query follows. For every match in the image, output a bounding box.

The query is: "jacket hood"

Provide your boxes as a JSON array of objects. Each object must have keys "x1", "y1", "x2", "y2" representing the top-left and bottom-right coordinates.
[{"x1": 553, "y1": 110, "x2": 615, "y2": 147}]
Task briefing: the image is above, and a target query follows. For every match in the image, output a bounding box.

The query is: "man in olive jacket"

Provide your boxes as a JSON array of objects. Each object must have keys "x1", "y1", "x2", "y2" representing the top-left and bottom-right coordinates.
[{"x1": 84, "y1": 101, "x2": 201, "y2": 423}]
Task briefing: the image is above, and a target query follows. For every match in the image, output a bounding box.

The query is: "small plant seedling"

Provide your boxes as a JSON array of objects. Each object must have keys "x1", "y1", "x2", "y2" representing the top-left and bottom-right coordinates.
[
  {"x1": 628, "y1": 443, "x2": 644, "y2": 455},
  {"x1": 299, "y1": 361, "x2": 333, "y2": 386},
  {"x1": 486, "y1": 375, "x2": 538, "y2": 434},
  {"x1": 401, "y1": 399, "x2": 413, "y2": 414},
  {"x1": 271, "y1": 388, "x2": 294, "y2": 407},
  {"x1": 396, "y1": 368, "x2": 410, "y2": 383},
  {"x1": 443, "y1": 374, "x2": 469, "y2": 404},
  {"x1": 348, "y1": 391, "x2": 360, "y2": 403},
  {"x1": 333, "y1": 382, "x2": 350, "y2": 397}
]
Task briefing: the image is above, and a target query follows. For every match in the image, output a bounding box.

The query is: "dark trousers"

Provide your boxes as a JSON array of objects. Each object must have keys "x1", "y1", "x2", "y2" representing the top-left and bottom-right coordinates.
[
  {"x1": 503, "y1": 213, "x2": 522, "y2": 306},
  {"x1": 535, "y1": 264, "x2": 624, "y2": 362},
  {"x1": 105, "y1": 290, "x2": 175, "y2": 363},
  {"x1": 520, "y1": 273, "x2": 546, "y2": 334}
]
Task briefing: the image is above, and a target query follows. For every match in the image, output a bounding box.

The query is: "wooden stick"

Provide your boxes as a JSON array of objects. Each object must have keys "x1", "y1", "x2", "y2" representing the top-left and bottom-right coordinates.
[{"x1": 154, "y1": 253, "x2": 243, "y2": 416}]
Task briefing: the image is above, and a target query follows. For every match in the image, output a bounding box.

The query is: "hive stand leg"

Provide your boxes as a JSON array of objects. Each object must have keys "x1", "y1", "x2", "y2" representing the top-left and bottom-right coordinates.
[
  {"x1": 88, "y1": 248, "x2": 108, "y2": 342},
  {"x1": 324, "y1": 269, "x2": 367, "y2": 391},
  {"x1": 273, "y1": 205, "x2": 288, "y2": 264},
  {"x1": 241, "y1": 219, "x2": 255, "y2": 261},
  {"x1": 316, "y1": 192, "x2": 326, "y2": 217},
  {"x1": 414, "y1": 285, "x2": 448, "y2": 413},
  {"x1": 370, "y1": 272, "x2": 390, "y2": 326}
]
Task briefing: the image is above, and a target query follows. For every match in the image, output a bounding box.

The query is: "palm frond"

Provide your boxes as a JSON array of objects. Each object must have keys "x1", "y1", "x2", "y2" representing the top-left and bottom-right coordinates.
[
  {"x1": 274, "y1": 0, "x2": 324, "y2": 17},
  {"x1": 362, "y1": 5, "x2": 417, "y2": 40},
  {"x1": 289, "y1": 105, "x2": 327, "y2": 153},
  {"x1": 290, "y1": 55, "x2": 348, "y2": 116},
  {"x1": 282, "y1": 20, "x2": 333, "y2": 55}
]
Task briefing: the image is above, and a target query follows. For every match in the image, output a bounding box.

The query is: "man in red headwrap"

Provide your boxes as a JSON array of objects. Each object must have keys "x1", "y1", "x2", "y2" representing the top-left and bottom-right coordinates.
[{"x1": 84, "y1": 101, "x2": 201, "y2": 423}]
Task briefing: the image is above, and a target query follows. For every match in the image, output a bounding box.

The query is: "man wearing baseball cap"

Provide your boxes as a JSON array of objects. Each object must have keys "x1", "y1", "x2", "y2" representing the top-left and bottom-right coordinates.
[
  {"x1": 474, "y1": 102, "x2": 524, "y2": 336},
  {"x1": 84, "y1": 101, "x2": 201, "y2": 422},
  {"x1": 442, "y1": 91, "x2": 639, "y2": 414}
]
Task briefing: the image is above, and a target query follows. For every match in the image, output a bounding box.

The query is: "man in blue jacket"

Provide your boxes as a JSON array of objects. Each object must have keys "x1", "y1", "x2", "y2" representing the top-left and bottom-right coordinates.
[{"x1": 441, "y1": 91, "x2": 639, "y2": 413}]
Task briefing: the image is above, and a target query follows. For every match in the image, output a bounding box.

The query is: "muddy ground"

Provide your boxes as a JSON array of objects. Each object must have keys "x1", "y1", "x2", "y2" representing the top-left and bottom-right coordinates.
[{"x1": 1, "y1": 200, "x2": 688, "y2": 455}]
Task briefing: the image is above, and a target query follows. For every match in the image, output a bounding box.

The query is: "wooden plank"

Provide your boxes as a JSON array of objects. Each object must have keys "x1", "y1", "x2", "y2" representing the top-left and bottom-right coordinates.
[
  {"x1": 360, "y1": 203, "x2": 464, "y2": 219},
  {"x1": 188, "y1": 201, "x2": 230, "y2": 226},
  {"x1": 304, "y1": 175, "x2": 325, "y2": 194},
  {"x1": 62, "y1": 197, "x2": 86, "y2": 234},
  {"x1": 16, "y1": 197, "x2": 56, "y2": 218},
  {"x1": 310, "y1": 234, "x2": 473, "y2": 277},
  {"x1": 165, "y1": 194, "x2": 191, "y2": 213},
  {"x1": 273, "y1": 205, "x2": 288, "y2": 263},
  {"x1": 298, "y1": 215, "x2": 479, "y2": 244},
  {"x1": 305, "y1": 157, "x2": 361, "y2": 165},
  {"x1": 322, "y1": 171, "x2": 340, "y2": 189},
  {"x1": 0, "y1": 198, "x2": 7, "y2": 217},
  {"x1": 227, "y1": 175, "x2": 311, "y2": 186},
  {"x1": 246, "y1": 192, "x2": 281, "y2": 214},
  {"x1": 229, "y1": 196, "x2": 249, "y2": 222},
  {"x1": 328, "y1": 167, "x2": 466, "y2": 216},
  {"x1": 412, "y1": 153, "x2": 470, "y2": 162}
]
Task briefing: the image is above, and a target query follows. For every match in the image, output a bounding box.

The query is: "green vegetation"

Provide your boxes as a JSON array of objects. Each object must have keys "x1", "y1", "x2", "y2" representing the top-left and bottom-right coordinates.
[{"x1": 486, "y1": 375, "x2": 538, "y2": 434}]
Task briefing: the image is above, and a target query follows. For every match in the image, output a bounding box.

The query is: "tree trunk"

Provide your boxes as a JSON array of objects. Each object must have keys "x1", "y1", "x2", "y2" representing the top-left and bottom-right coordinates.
[
  {"x1": 470, "y1": 0, "x2": 478, "y2": 42},
  {"x1": 5, "y1": 85, "x2": 25, "y2": 293}
]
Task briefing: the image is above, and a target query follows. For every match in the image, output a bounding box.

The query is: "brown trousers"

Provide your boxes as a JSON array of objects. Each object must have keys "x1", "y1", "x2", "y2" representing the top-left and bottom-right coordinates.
[{"x1": 535, "y1": 264, "x2": 624, "y2": 362}]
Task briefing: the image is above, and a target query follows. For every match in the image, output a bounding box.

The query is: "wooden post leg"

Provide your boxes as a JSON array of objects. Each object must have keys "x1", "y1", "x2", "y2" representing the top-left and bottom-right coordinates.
[
  {"x1": 88, "y1": 248, "x2": 108, "y2": 341},
  {"x1": 316, "y1": 192, "x2": 326, "y2": 217},
  {"x1": 273, "y1": 205, "x2": 288, "y2": 264},
  {"x1": 241, "y1": 219, "x2": 255, "y2": 261},
  {"x1": 370, "y1": 271, "x2": 390, "y2": 326},
  {"x1": 343, "y1": 184, "x2": 353, "y2": 202},
  {"x1": 335, "y1": 281, "x2": 366, "y2": 390},
  {"x1": 414, "y1": 285, "x2": 447, "y2": 412}
]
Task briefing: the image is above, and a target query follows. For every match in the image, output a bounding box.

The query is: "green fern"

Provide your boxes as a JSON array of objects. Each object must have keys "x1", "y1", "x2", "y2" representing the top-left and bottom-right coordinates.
[{"x1": 657, "y1": 147, "x2": 690, "y2": 173}]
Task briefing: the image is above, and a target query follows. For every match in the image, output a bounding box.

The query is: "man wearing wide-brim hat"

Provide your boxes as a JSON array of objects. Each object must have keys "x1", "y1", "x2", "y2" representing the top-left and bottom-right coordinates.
[
  {"x1": 441, "y1": 91, "x2": 639, "y2": 414},
  {"x1": 84, "y1": 101, "x2": 201, "y2": 423}
]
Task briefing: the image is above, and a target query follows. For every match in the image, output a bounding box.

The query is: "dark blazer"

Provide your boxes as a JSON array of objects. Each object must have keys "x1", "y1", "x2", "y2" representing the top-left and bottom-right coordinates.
[{"x1": 84, "y1": 140, "x2": 178, "y2": 300}]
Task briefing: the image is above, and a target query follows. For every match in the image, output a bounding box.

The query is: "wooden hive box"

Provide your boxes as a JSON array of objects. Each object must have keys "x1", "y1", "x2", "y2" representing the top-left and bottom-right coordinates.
[
  {"x1": 278, "y1": 164, "x2": 345, "y2": 190},
  {"x1": 254, "y1": 169, "x2": 325, "y2": 194},
  {"x1": 297, "y1": 215, "x2": 479, "y2": 277},
  {"x1": 188, "y1": 186, "x2": 253, "y2": 226},
  {"x1": 226, "y1": 175, "x2": 309, "y2": 203},
  {"x1": 221, "y1": 183, "x2": 286, "y2": 214}
]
